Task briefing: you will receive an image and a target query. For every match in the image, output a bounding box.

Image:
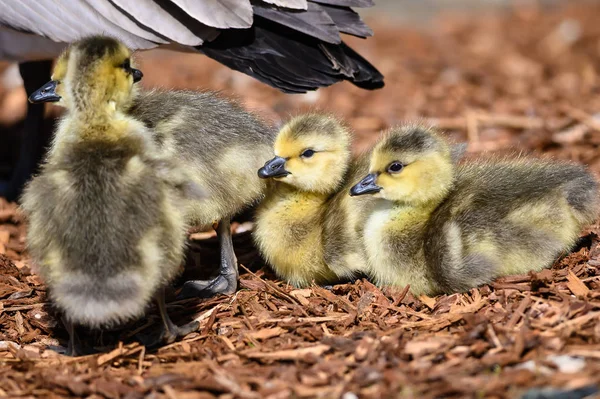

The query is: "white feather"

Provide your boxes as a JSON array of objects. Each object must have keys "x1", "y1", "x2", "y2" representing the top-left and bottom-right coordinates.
[
  {"x1": 0, "y1": 0, "x2": 157, "y2": 49},
  {"x1": 171, "y1": 0, "x2": 253, "y2": 29},
  {"x1": 110, "y1": 0, "x2": 208, "y2": 46},
  {"x1": 261, "y1": 0, "x2": 307, "y2": 10},
  {"x1": 85, "y1": 0, "x2": 169, "y2": 44}
]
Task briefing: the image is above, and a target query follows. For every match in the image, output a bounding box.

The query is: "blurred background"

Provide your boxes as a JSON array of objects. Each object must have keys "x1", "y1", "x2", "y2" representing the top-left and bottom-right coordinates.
[{"x1": 2, "y1": 0, "x2": 600, "y2": 173}]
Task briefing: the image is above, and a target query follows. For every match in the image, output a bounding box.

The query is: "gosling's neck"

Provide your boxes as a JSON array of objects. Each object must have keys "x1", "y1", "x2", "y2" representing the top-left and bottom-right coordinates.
[
  {"x1": 71, "y1": 98, "x2": 119, "y2": 123},
  {"x1": 268, "y1": 183, "x2": 330, "y2": 204},
  {"x1": 68, "y1": 76, "x2": 135, "y2": 127},
  {"x1": 49, "y1": 100, "x2": 137, "y2": 163},
  {"x1": 274, "y1": 173, "x2": 347, "y2": 202},
  {"x1": 387, "y1": 177, "x2": 455, "y2": 230}
]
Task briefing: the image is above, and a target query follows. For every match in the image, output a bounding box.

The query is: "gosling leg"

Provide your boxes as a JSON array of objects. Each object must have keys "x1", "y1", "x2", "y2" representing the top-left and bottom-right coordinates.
[
  {"x1": 138, "y1": 288, "x2": 199, "y2": 348},
  {"x1": 156, "y1": 287, "x2": 199, "y2": 344},
  {"x1": 61, "y1": 316, "x2": 86, "y2": 357},
  {"x1": 178, "y1": 218, "x2": 239, "y2": 299}
]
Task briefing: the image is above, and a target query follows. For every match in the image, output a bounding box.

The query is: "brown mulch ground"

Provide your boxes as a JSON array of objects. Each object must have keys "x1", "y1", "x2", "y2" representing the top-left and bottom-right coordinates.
[{"x1": 2, "y1": 3, "x2": 600, "y2": 398}]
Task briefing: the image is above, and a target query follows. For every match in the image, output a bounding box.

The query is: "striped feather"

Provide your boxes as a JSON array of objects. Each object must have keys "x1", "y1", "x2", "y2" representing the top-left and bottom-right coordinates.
[
  {"x1": 166, "y1": 0, "x2": 253, "y2": 29},
  {"x1": 0, "y1": 0, "x2": 155, "y2": 48},
  {"x1": 110, "y1": 0, "x2": 212, "y2": 45},
  {"x1": 86, "y1": 0, "x2": 169, "y2": 44}
]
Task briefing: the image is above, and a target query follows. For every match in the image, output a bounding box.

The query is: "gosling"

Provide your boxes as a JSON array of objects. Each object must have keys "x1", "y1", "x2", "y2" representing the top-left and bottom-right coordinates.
[
  {"x1": 29, "y1": 39, "x2": 277, "y2": 298},
  {"x1": 254, "y1": 114, "x2": 369, "y2": 286},
  {"x1": 350, "y1": 124, "x2": 599, "y2": 295},
  {"x1": 21, "y1": 37, "x2": 202, "y2": 355}
]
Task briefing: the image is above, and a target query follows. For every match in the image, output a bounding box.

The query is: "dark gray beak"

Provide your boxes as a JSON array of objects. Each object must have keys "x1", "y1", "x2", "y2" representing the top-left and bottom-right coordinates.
[
  {"x1": 350, "y1": 173, "x2": 381, "y2": 196},
  {"x1": 28, "y1": 80, "x2": 61, "y2": 103},
  {"x1": 258, "y1": 156, "x2": 290, "y2": 179},
  {"x1": 132, "y1": 68, "x2": 143, "y2": 83}
]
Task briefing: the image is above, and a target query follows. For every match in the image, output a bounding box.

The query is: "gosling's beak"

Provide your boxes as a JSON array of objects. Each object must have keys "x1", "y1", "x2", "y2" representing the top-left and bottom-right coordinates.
[
  {"x1": 131, "y1": 68, "x2": 143, "y2": 83},
  {"x1": 258, "y1": 156, "x2": 290, "y2": 179},
  {"x1": 28, "y1": 80, "x2": 61, "y2": 103},
  {"x1": 350, "y1": 173, "x2": 381, "y2": 196}
]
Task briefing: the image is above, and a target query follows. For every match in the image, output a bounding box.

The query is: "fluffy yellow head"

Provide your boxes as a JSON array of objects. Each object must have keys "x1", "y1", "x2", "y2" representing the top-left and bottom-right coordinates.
[
  {"x1": 351, "y1": 124, "x2": 457, "y2": 205},
  {"x1": 59, "y1": 36, "x2": 142, "y2": 114},
  {"x1": 259, "y1": 114, "x2": 352, "y2": 194},
  {"x1": 29, "y1": 38, "x2": 143, "y2": 110}
]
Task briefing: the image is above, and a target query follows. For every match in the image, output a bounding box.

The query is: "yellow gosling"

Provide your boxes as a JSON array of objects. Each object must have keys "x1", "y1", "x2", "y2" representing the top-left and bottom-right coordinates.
[
  {"x1": 350, "y1": 124, "x2": 599, "y2": 295},
  {"x1": 21, "y1": 36, "x2": 203, "y2": 355}
]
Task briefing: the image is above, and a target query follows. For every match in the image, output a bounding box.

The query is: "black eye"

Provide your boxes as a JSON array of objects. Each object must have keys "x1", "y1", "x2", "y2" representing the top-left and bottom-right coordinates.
[
  {"x1": 121, "y1": 59, "x2": 131, "y2": 70},
  {"x1": 301, "y1": 149, "x2": 315, "y2": 158},
  {"x1": 387, "y1": 162, "x2": 404, "y2": 173}
]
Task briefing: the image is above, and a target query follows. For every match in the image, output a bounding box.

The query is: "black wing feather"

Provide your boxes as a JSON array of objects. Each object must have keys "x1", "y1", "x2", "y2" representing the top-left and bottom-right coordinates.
[
  {"x1": 253, "y1": 2, "x2": 340, "y2": 44},
  {"x1": 199, "y1": 17, "x2": 383, "y2": 93},
  {"x1": 318, "y1": 4, "x2": 372, "y2": 38},
  {"x1": 321, "y1": 41, "x2": 382, "y2": 87},
  {"x1": 3, "y1": 0, "x2": 383, "y2": 92}
]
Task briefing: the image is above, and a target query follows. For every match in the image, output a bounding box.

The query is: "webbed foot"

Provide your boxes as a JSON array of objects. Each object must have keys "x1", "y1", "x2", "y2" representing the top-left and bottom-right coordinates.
[
  {"x1": 178, "y1": 218, "x2": 239, "y2": 299},
  {"x1": 179, "y1": 273, "x2": 237, "y2": 298},
  {"x1": 139, "y1": 288, "x2": 199, "y2": 349},
  {"x1": 138, "y1": 320, "x2": 199, "y2": 348}
]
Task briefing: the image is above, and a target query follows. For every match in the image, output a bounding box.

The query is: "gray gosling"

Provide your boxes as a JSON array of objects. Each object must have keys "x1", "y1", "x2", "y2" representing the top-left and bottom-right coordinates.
[
  {"x1": 21, "y1": 37, "x2": 203, "y2": 355},
  {"x1": 254, "y1": 114, "x2": 369, "y2": 286}
]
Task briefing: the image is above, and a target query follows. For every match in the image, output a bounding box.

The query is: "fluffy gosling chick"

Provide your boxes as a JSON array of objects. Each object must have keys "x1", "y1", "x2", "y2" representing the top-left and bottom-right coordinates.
[
  {"x1": 21, "y1": 37, "x2": 201, "y2": 355},
  {"x1": 350, "y1": 125, "x2": 599, "y2": 295},
  {"x1": 29, "y1": 43, "x2": 276, "y2": 299},
  {"x1": 254, "y1": 114, "x2": 364, "y2": 286}
]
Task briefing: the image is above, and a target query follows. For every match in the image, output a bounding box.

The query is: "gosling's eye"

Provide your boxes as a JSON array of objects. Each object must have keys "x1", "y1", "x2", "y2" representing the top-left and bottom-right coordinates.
[
  {"x1": 301, "y1": 149, "x2": 315, "y2": 158},
  {"x1": 121, "y1": 59, "x2": 131, "y2": 70},
  {"x1": 387, "y1": 162, "x2": 404, "y2": 173}
]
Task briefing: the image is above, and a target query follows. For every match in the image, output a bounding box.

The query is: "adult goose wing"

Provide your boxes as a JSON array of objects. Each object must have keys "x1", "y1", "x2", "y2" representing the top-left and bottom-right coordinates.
[
  {"x1": 318, "y1": 3, "x2": 373, "y2": 38},
  {"x1": 160, "y1": 0, "x2": 253, "y2": 29},
  {"x1": 253, "y1": 2, "x2": 341, "y2": 44},
  {"x1": 262, "y1": 0, "x2": 308, "y2": 9},
  {"x1": 311, "y1": 0, "x2": 374, "y2": 6},
  {"x1": 0, "y1": 0, "x2": 157, "y2": 48},
  {"x1": 201, "y1": 1, "x2": 383, "y2": 92},
  {"x1": 0, "y1": 0, "x2": 383, "y2": 91}
]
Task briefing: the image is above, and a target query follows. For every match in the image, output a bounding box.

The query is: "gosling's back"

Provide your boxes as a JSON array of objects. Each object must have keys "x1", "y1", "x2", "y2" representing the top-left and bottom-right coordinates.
[
  {"x1": 22, "y1": 133, "x2": 188, "y2": 327},
  {"x1": 129, "y1": 89, "x2": 276, "y2": 226},
  {"x1": 426, "y1": 157, "x2": 599, "y2": 293}
]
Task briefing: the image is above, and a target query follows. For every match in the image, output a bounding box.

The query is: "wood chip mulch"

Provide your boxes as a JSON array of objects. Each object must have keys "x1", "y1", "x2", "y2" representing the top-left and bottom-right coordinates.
[{"x1": 2, "y1": 3, "x2": 600, "y2": 398}]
